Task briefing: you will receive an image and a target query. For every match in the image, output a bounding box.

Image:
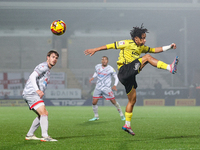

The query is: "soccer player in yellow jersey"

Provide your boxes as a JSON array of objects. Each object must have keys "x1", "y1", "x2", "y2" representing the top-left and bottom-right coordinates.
[{"x1": 84, "y1": 24, "x2": 179, "y2": 136}]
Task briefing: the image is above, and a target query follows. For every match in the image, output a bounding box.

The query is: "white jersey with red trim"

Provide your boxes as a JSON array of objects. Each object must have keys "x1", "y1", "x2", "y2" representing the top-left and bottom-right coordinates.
[
  {"x1": 93, "y1": 64, "x2": 118, "y2": 90},
  {"x1": 23, "y1": 62, "x2": 50, "y2": 95}
]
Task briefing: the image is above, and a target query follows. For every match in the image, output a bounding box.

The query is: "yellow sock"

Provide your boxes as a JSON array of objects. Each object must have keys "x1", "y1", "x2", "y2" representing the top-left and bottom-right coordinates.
[
  {"x1": 157, "y1": 60, "x2": 168, "y2": 70},
  {"x1": 125, "y1": 112, "x2": 133, "y2": 121}
]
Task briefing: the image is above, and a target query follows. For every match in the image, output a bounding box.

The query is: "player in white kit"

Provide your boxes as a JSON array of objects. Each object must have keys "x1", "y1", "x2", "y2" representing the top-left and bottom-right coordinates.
[
  {"x1": 22, "y1": 50, "x2": 59, "y2": 142},
  {"x1": 89, "y1": 56, "x2": 125, "y2": 121}
]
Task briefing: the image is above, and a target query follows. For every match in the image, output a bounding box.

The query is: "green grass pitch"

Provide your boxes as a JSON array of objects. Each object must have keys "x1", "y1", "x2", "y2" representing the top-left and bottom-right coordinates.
[{"x1": 0, "y1": 106, "x2": 200, "y2": 150}]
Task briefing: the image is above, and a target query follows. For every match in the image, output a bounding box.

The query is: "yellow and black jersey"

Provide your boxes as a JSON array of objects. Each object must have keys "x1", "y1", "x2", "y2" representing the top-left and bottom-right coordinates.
[{"x1": 106, "y1": 39, "x2": 155, "y2": 69}]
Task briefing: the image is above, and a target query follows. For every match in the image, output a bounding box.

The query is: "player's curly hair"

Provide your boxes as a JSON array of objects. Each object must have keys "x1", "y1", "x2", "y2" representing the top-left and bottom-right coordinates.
[{"x1": 130, "y1": 23, "x2": 148, "y2": 40}]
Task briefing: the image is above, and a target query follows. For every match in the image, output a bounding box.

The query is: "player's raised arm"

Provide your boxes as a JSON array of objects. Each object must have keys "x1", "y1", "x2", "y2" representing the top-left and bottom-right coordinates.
[
  {"x1": 154, "y1": 43, "x2": 177, "y2": 53},
  {"x1": 84, "y1": 45, "x2": 107, "y2": 56}
]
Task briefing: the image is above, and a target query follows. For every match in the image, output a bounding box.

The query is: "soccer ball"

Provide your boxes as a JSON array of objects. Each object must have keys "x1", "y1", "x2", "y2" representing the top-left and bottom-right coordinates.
[{"x1": 50, "y1": 20, "x2": 66, "y2": 35}]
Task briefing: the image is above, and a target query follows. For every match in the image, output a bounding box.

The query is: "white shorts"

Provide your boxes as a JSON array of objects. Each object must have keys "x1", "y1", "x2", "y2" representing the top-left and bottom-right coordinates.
[
  {"x1": 93, "y1": 87, "x2": 115, "y2": 100},
  {"x1": 23, "y1": 94, "x2": 45, "y2": 110}
]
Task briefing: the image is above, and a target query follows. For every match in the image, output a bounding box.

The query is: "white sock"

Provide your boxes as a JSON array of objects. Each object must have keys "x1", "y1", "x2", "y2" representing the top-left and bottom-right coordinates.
[
  {"x1": 113, "y1": 102, "x2": 124, "y2": 116},
  {"x1": 40, "y1": 115, "x2": 49, "y2": 137},
  {"x1": 126, "y1": 121, "x2": 131, "y2": 127},
  {"x1": 27, "y1": 117, "x2": 40, "y2": 136},
  {"x1": 166, "y1": 65, "x2": 170, "y2": 71},
  {"x1": 92, "y1": 105, "x2": 99, "y2": 118}
]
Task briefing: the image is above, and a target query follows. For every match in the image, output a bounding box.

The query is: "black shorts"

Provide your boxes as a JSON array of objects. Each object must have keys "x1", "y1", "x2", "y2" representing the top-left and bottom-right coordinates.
[{"x1": 118, "y1": 59, "x2": 141, "y2": 94}]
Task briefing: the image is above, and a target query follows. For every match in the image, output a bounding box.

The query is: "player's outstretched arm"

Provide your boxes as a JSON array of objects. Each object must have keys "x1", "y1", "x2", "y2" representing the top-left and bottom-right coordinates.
[
  {"x1": 84, "y1": 45, "x2": 107, "y2": 56},
  {"x1": 154, "y1": 43, "x2": 176, "y2": 53}
]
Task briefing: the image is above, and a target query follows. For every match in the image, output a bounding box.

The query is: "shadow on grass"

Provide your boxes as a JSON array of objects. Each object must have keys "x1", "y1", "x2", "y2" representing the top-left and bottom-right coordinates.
[
  {"x1": 157, "y1": 135, "x2": 200, "y2": 140},
  {"x1": 129, "y1": 135, "x2": 200, "y2": 142},
  {"x1": 55, "y1": 134, "x2": 105, "y2": 140},
  {"x1": 78, "y1": 120, "x2": 108, "y2": 126}
]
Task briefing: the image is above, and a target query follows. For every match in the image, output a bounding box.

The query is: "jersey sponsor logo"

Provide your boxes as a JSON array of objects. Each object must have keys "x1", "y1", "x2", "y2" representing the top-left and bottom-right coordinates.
[
  {"x1": 97, "y1": 72, "x2": 107, "y2": 77},
  {"x1": 132, "y1": 51, "x2": 139, "y2": 56},
  {"x1": 119, "y1": 41, "x2": 125, "y2": 45}
]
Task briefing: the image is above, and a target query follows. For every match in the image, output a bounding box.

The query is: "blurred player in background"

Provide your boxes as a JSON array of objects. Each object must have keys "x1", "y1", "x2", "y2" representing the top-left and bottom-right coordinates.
[
  {"x1": 89, "y1": 56, "x2": 125, "y2": 121},
  {"x1": 22, "y1": 50, "x2": 59, "y2": 142},
  {"x1": 84, "y1": 24, "x2": 179, "y2": 135}
]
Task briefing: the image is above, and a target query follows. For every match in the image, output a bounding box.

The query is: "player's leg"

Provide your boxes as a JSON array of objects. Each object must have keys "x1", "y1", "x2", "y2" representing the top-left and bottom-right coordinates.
[
  {"x1": 118, "y1": 61, "x2": 139, "y2": 136},
  {"x1": 25, "y1": 112, "x2": 40, "y2": 140},
  {"x1": 36, "y1": 105, "x2": 48, "y2": 137},
  {"x1": 89, "y1": 98, "x2": 100, "y2": 121},
  {"x1": 121, "y1": 88, "x2": 136, "y2": 136},
  {"x1": 36, "y1": 105, "x2": 57, "y2": 142},
  {"x1": 23, "y1": 95, "x2": 42, "y2": 140},
  {"x1": 89, "y1": 89, "x2": 103, "y2": 121},
  {"x1": 140, "y1": 54, "x2": 179, "y2": 74},
  {"x1": 110, "y1": 99, "x2": 125, "y2": 120},
  {"x1": 102, "y1": 87, "x2": 125, "y2": 120}
]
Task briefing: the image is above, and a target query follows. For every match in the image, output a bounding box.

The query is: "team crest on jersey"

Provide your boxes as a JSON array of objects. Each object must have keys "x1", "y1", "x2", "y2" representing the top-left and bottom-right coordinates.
[
  {"x1": 134, "y1": 63, "x2": 140, "y2": 70},
  {"x1": 119, "y1": 41, "x2": 125, "y2": 45}
]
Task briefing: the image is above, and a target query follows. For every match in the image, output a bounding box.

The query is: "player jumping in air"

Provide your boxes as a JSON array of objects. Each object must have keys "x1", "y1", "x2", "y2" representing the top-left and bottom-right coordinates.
[
  {"x1": 22, "y1": 50, "x2": 59, "y2": 141},
  {"x1": 84, "y1": 24, "x2": 179, "y2": 136},
  {"x1": 89, "y1": 56, "x2": 125, "y2": 121}
]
